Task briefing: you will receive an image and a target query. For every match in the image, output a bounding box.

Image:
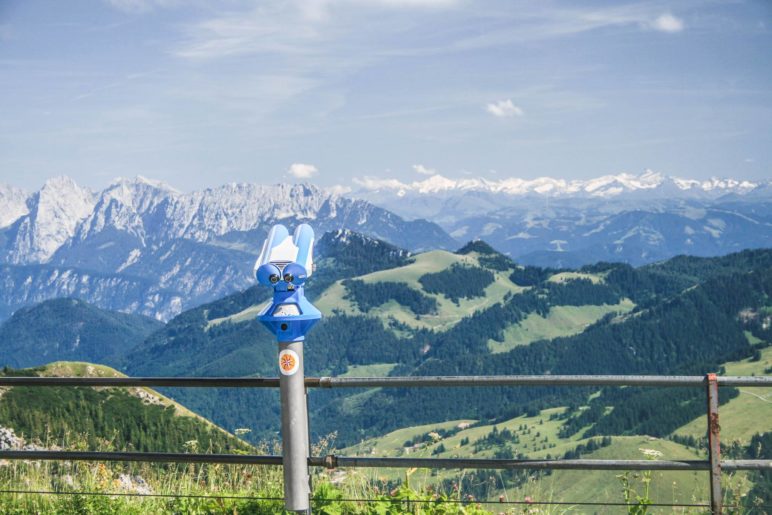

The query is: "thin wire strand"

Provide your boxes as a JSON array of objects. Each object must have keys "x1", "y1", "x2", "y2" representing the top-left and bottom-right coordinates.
[
  {"x1": 0, "y1": 489, "x2": 284, "y2": 501},
  {"x1": 0, "y1": 489, "x2": 723, "y2": 508}
]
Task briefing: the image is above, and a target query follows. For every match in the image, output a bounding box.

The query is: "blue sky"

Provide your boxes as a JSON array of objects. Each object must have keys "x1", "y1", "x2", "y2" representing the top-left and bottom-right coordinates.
[{"x1": 1, "y1": 0, "x2": 770, "y2": 191}]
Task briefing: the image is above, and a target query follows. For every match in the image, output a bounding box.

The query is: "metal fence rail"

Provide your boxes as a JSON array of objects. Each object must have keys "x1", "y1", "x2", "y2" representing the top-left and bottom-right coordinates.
[
  {"x1": 1, "y1": 374, "x2": 769, "y2": 388},
  {"x1": 1, "y1": 373, "x2": 770, "y2": 514},
  {"x1": 2, "y1": 449, "x2": 769, "y2": 472}
]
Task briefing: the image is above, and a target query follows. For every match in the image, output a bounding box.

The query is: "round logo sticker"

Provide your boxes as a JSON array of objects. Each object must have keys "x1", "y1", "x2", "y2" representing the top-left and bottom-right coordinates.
[{"x1": 278, "y1": 349, "x2": 300, "y2": 376}]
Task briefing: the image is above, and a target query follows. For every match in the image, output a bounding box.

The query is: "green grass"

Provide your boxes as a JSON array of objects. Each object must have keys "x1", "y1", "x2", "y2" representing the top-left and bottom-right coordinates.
[
  {"x1": 508, "y1": 436, "x2": 709, "y2": 508},
  {"x1": 672, "y1": 346, "x2": 772, "y2": 443},
  {"x1": 359, "y1": 251, "x2": 472, "y2": 288},
  {"x1": 340, "y1": 363, "x2": 397, "y2": 377},
  {"x1": 346, "y1": 418, "x2": 476, "y2": 458},
  {"x1": 315, "y1": 249, "x2": 526, "y2": 331},
  {"x1": 344, "y1": 407, "x2": 592, "y2": 486},
  {"x1": 342, "y1": 401, "x2": 738, "y2": 506},
  {"x1": 488, "y1": 300, "x2": 635, "y2": 353},
  {"x1": 343, "y1": 406, "x2": 712, "y2": 506},
  {"x1": 547, "y1": 271, "x2": 604, "y2": 284},
  {"x1": 744, "y1": 330, "x2": 764, "y2": 345},
  {"x1": 206, "y1": 303, "x2": 265, "y2": 329}
]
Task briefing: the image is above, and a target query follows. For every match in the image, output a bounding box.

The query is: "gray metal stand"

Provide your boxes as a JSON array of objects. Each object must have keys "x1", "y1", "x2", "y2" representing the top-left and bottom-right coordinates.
[{"x1": 279, "y1": 341, "x2": 311, "y2": 513}]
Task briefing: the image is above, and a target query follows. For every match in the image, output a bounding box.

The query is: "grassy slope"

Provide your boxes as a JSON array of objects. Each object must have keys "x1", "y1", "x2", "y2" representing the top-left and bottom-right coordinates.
[
  {"x1": 315, "y1": 250, "x2": 528, "y2": 331},
  {"x1": 488, "y1": 300, "x2": 635, "y2": 353},
  {"x1": 339, "y1": 363, "x2": 397, "y2": 378},
  {"x1": 533, "y1": 340, "x2": 771, "y2": 509},
  {"x1": 345, "y1": 407, "x2": 588, "y2": 486},
  {"x1": 316, "y1": 250, "x2": 628, "y2": 339},
  {"x1": 547, "y1": 271, "x2": 604, "y2": 284},
  {"x1": 208, "y1": 251, "x2": 627, "y2": 347},
  {"x1": 15, "y1": 361, "x2": 238, "y2": 437},
  {"x1": 673, "y1": 345, "x2": 772, "y2": 443},
  {"x1": 344, "y1": 406, "x2": 708, "y2": 505},
  {"x1": 340, "y1": 343, "x2": 770, "y2": 505},
  {"x1": 508, "y1": 436, "x2": 708, "y2": 509}
]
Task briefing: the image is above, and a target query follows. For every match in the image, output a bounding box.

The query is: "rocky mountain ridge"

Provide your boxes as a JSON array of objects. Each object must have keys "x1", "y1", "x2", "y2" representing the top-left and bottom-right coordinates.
[{"x1": 0, "y1": 177, "x2": 454, "y2": 320}]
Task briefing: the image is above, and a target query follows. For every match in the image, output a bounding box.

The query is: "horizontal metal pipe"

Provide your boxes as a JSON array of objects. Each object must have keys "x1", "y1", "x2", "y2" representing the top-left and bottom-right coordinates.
[
  {"x1": 714, "y1": 376, "x2": 772, "y2": 387},
  {"x1": 0, "y1": 377, "x2": 281, "y2": 388},
  {"x1": 0, "y1": 450, "x2": 282, "y2": 465},
  {"x1": 722, "y1": 460, "x2": 772, "y2": 471},
  {"x1": 316, "y1": 375, "x2": 772, "y2": 388},
  {"x1": 0, "y1": 375, "x2": 768, "y2": 388},
  {"x1": 2, "y1": 451, "x2": 769, "y2": 472},
  {"x1": 324, "y1": 456, "x2": 711, "y2": 471}
]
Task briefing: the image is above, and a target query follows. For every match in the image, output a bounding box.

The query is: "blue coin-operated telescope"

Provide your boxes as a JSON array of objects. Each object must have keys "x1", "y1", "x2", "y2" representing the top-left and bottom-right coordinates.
[
  {"x1": 254, "y1": 223, "x2": 321, "y2": 513},
  {"x1": 254, "y1": 223, "x2": 322, "y2": 342}
]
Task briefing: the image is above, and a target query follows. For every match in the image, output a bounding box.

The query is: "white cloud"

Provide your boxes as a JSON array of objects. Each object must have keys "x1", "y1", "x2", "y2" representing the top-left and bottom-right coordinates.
[
  {"x1": 353, "y1": 176, "x2": 409, "y2": 190},
  {"x1": 486, "y1": 99, "x2": 524, "y2": 118},
  {"x1": 412, "y1": 164, "x2": 436, "y2": 175},
  {"x1": 287, "y1": 163, "x2": 318, "y2": 179},
  {"x1": 652, "y1": 13, "x2": 684, "y2": 33},
  {"x1": 175, "y1": 0, "x2": 458, "y2": 60},
  {"x1": 326, "y1": 184, "x2": 352, "y2": 195}
]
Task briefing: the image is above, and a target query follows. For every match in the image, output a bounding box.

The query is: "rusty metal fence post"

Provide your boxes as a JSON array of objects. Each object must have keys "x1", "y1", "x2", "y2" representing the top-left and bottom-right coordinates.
[{"x1": 706, "y1": 373, "x2": 722, "y2": 514}]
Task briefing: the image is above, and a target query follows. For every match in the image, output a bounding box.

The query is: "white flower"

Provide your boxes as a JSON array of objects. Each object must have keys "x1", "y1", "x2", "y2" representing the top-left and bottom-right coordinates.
[{"x1": 639, "y1": 448, "x2": 663, "y2": 459}]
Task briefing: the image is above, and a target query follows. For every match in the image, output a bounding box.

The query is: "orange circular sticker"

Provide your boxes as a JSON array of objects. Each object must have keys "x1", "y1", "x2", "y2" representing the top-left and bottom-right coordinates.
[{"x1": 279, "y1": 349, "x2": 299, "y2": 376}]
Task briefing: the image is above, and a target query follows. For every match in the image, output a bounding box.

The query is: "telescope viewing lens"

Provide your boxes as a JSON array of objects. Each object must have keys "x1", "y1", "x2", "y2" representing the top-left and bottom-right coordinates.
[
  {"x1": 269, "y1": 274, "x2": 280, "y2": 284},
  {"x1": 284, "y1": 273, "x2": 294, "y2": 283}
]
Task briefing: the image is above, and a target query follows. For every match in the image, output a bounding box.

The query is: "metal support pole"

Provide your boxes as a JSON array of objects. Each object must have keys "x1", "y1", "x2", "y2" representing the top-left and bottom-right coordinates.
[
  {"x1": 279, "y1": 341, "x2": 311, "y2": 513},
  {"x1": 706, "y1": 373, "x2": 722, "y2": 514}
]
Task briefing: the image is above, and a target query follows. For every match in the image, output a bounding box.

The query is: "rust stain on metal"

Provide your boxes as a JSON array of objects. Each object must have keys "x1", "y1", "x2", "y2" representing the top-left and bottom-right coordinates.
[
  {"x1": 709, "y1": 413, "x2": 721, "y2": 435},
  {"x1": 322, "y1": 454, "x2": 338, "y2": 469}
]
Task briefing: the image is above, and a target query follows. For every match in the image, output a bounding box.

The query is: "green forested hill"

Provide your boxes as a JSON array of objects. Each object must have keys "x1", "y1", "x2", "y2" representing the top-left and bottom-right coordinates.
[
  {"x1": 0, "y1": 362, "x2": 247, "y2": 453},
  {"x1": 119, "y1": 237, "x2": 771, "y2": 448},
  {"x1": 0, "y1": 298, "x2": 163, "y2": 368},
  {"x1": 314, "y1": 262, "x2": 770, "y2": 442}
]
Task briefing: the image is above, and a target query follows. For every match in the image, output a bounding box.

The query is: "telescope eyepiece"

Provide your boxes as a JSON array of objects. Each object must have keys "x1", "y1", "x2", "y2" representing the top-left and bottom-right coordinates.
[
  {"x1": 283, "y1": 273, "x2": 294, "y2": 283},
  {"x1": 256, "y1": 263, "x2": 283, "y2": 286}
]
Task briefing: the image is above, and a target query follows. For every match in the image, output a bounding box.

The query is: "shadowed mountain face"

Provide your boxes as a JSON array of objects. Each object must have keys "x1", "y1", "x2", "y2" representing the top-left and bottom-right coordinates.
[
  {"x1": 0, "y1": 178, "x2": 454, "y2": 321},
  {"x1": 0, "y1": 298, "x2": 163, "y2": 368}
]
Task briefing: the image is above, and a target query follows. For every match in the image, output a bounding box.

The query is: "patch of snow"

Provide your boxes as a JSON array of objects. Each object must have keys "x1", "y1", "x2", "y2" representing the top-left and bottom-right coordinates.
[{"x1": 117, "y1": 248, "x2": 142, "y2": 273}]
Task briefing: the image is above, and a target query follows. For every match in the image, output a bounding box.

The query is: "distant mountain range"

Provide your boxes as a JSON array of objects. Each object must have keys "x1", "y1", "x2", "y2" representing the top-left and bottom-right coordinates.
[
  {"x1": 1, "y1": 171, "x2": 770, "y2": 320},
  {"x1": 0, "y1": 177, "x2": 452, "y2": 320},
  {"x1": 350, "y1": 170, "x2": 772, "y2": 267},
  {"x1": 351, "y1": 169, "x2": 764, "y2": 202}
]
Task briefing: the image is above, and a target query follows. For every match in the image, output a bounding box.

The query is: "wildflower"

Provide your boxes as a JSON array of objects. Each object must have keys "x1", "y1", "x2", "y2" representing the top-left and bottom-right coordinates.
[
  {"x1": 524, "y1": 495, "x2": 534, "y2": 504},
  {"x1": 639, "y1": 448, "x2": 663, "y2": 459}
]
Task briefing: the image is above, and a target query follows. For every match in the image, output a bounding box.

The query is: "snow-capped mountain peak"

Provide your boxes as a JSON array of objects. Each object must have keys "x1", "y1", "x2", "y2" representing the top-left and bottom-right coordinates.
[
  {"x1": 0, "y1": 183, "x2": 29, "y2": 229},
  {"x1": 351, "y1": 169, "x2": 761, "y2": 199},
  {"x1": 6, "y1": 177, "x2": 95, "y2": 264}
]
